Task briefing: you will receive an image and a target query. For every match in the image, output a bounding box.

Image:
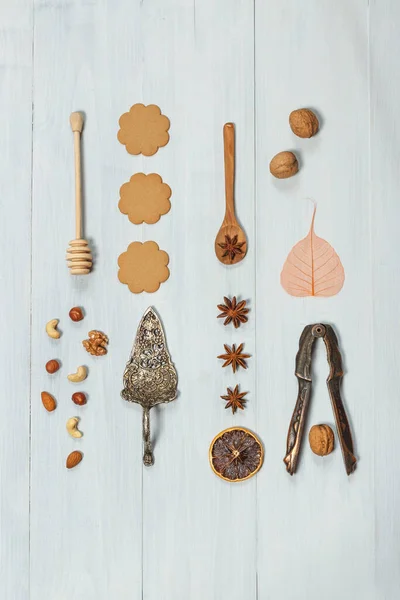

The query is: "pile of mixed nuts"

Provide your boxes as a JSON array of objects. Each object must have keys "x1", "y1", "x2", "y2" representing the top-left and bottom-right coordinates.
[{"x1": 42, "y1": 307, "x2": 109, "y2": 469}]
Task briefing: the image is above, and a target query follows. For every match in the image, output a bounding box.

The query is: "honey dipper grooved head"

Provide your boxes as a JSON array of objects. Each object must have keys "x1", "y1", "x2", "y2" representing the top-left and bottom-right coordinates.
[{"x1": 66, "y1": 238, "x2": 92, "y2": 275}]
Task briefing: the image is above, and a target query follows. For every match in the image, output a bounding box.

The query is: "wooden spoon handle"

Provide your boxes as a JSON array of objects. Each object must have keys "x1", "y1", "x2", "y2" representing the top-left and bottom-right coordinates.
[
  {"x1": 223, "y1": 122, "x2": 235, "y2": 224},
  {"x1": 70, "y1": 112, "x2": 84, "y2": 240}
]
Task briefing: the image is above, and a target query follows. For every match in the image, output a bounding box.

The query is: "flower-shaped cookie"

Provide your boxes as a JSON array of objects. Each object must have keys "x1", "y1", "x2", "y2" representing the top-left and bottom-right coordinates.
[
  {"x1": 117, "y1": 104, "x2": 170, "y2": 156},
  {"x1": 118, "y1": 173, "x2": 172, "y2": 225},
  {"x1": 118, "y1": 241, "x2": 170, "y2": 294}
]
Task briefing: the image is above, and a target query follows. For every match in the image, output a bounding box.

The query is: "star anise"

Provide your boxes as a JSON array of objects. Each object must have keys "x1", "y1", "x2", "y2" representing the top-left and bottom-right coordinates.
[
  {"x1": 217, "y1": 343, "x2": 250, "y2": 373},
  {"x1": 218, "y1": 235, "x2": 245, "y2": 262},
  {"x1": 217, "y1": 296, "x2": 249, "y2": 328},
  {"x1": 221, "y1": 385, "x2": 248, "y2": 413}
]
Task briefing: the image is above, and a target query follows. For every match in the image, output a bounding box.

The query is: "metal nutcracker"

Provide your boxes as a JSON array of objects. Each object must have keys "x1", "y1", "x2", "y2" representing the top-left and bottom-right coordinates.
[{"x1": 284, "y1": 323, "x2": 357, "y2": 476}]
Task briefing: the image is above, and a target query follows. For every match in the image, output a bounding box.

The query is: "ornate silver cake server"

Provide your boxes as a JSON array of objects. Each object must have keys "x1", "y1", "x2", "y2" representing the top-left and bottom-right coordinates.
[{"x1": 121, "y1": 307, "x2": 178, "y2": 466}]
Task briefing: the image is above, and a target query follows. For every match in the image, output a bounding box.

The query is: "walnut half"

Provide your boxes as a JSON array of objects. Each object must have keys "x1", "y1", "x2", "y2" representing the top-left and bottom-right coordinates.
[{"x1": 82, "y1": 330, "x2": 109, "y2": 356}]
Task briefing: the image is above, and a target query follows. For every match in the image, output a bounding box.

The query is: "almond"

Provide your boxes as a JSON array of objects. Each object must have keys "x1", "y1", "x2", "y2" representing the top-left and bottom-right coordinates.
[
  {"x1": 66, "y1": 450, "x2": 83, "y2": 469},
  {"x1": 41, "y1": 391, "x2": 56, "y2": 412}
]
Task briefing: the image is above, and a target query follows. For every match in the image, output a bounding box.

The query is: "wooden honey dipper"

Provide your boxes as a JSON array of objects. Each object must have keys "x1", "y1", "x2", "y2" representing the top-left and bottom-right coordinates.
[{"x1": 66, "y1": 112, "x2": 92, "y2": 275}]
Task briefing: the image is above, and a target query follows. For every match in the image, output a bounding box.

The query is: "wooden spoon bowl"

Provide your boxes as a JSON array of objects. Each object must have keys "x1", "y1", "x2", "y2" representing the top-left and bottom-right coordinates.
[
  {"x1": 215, "y1": 123, "x2": 247, "y2": 265},
  {"x1": 215, "y1": 224, "x2": 247, "y2": 264}
]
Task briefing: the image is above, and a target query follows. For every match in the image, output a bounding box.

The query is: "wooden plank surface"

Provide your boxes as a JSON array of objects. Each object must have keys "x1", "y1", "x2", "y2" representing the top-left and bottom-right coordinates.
[
  {"x1": 370, "y1": 1, "x2": 400, "y2": 598},
  {"x1": 30, "y1": 2, "x2": 143, "y2": 599},
  {"x1": 0, "y1": 1, "x2": 32, "y2": 598},
  {"x1": 255, "y1": 2, "x2": 376, "y2": 598},
  {"x1": 137, "y1": 2, "x2": 256, "y2": 599},
  {"x1": 2, "y1": 0, "x2": 400, "y2": 598}
]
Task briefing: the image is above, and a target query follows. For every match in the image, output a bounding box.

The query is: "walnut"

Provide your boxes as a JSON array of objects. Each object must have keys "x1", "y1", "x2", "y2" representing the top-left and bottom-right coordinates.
[
  {"x1": 289, "y1": 108, "x2": 319, "y2": 138},
  {"x1": 269, "y1": 151, "x2": 299, "y2": 179},
  {"x1": 309, "y1": 424, "x2": 334, "y2": 456},
  {"x1": 82, "y1": 330, "x2": 109, "y2": 356}
]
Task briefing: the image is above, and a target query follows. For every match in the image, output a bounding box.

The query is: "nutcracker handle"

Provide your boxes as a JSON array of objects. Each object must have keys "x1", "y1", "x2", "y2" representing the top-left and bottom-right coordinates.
[{"x1": 283, "y1": 378, "x2": 312, "y2": 475}]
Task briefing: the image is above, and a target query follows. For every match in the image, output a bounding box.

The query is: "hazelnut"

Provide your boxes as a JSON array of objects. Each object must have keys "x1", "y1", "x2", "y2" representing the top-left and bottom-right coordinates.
[
  {"x1": 45, "y1": 359, "x2": 60, "y2": 374},
  {"x1": 309, "y1": 424, "x2": 334, "y2": 456},
  {"x1": 69, "y1": 306, "x2": 84, "y2": 322},
  {"x1": 269, "y1": 151, "x2": 298, "y2": 179},
  {"x1": 289, "y1": 108, "x2": 319, "y2": 138},
  {"x1": 72, "y1": 392, "x2": 87, "y2": 406}
]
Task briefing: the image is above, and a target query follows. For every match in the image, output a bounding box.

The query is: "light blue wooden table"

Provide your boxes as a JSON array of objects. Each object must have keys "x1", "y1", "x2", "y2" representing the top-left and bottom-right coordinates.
[{"x1": 1, "y1": 1, "x2": 399, "y2": 598}]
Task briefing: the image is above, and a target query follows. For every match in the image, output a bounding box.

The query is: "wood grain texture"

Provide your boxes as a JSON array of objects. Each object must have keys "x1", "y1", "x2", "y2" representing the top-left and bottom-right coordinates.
[
  {"x1": 1, "y1": 0, "x2": 400, "y2": 598},
  {"x1": 137, "y1": 2, "x2": 256, "y2": 598},
  {"x1": 255, "y1": 1, "x2": 376, "y2": 598},
  {"x1": 0, "y1": 1, "x2": 32, "y2": 598},
  {"x1": 370, "y1": 1, "x2": 400, "y2": 597},
  {"x1": 30, "y1": 1, "x2": 143, "y2": 598}
]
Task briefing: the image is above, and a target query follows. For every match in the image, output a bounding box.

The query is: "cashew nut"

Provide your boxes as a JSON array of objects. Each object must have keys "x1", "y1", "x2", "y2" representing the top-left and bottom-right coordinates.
[
  {"x1": 66, "y1": 417, "x2": 83, "y2": 438},
  {"x1": 46, "y1": 319, "x2": 61, "y2": 339},
  {"x1": 67, "y1": 365, "x2": 87, "y2": 383}
]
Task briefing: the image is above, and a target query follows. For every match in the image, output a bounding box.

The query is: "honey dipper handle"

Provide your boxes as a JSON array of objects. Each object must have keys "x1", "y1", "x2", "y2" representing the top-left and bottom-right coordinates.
[
  {"x1": 70, "y1": 112, "x2": 84, "y2": 239},
  {"x1": 223, "y1": 122, "x2": 235, "y2": 224}
]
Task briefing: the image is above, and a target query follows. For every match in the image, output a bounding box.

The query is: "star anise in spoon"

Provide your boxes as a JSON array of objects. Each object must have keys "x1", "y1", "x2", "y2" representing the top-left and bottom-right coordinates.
[
  {"x1": 217, "y1": 343, "x2": 250, "y2": 373},
  {"x1": 221, "y1": 385, "x2": 248, "y2": 413},
  {"x1": 217, "y1": 296, "x2": 249, "y2": 328},
  {"x1": 218, "y1": 235, "x2": 246, "y2": 262}
]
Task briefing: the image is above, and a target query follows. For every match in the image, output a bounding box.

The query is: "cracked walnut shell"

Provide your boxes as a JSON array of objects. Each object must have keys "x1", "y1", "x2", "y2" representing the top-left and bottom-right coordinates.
[{"x1": 117, "y1": 104, "x2": 170, "y2": 156}]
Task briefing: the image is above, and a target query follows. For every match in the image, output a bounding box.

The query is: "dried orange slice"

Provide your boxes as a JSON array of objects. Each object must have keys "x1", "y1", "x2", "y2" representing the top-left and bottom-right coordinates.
[{"x1": 209, "y1": 427, "x2": 263, "y2": 482}]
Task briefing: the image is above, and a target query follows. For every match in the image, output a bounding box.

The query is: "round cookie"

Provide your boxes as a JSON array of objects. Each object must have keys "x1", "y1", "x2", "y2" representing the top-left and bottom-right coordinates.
[
  {"x1": 117, "y1": 104, "x2": 170, "y2": 156},
  {"x1": 118, "y1": 241, "x2": 170, "y2": 294},
  {"x1": 118, "y1": 173, "x2": 171, "y2": 225}
]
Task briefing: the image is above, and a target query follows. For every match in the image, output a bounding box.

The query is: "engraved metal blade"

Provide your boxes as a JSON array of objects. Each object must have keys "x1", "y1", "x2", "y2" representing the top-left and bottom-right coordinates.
[{"x1": 121, "y1": 307, "x2": 178, "y2": 466}]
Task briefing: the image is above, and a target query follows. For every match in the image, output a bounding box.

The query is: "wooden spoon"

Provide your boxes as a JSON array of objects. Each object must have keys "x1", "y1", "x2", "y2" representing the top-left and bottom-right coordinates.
[{"x1": 215, "y1": 123, "x2": 247, "y2": 265}]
